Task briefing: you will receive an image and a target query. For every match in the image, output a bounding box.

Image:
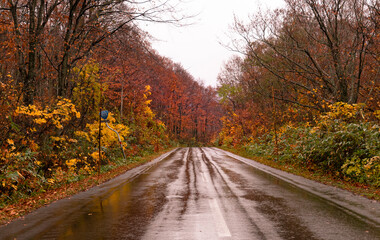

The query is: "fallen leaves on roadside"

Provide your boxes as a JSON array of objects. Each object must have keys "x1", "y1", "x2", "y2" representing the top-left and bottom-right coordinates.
[{"x1": 0, "y1": 148, "x2": 172, "y2": 226}]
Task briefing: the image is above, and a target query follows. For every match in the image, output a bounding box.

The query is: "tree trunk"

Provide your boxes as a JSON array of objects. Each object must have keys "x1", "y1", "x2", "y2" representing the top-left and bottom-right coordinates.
[
  {"x1": 58, "y1": 56, "x2": 69, "y2": 97},
  {"x1": 23, "y1": 0, "x2": 38, "y2": 105}
]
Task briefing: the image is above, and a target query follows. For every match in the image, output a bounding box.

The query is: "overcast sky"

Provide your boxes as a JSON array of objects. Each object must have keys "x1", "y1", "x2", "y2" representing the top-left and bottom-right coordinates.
[{"x1": 141, "y1": 0, "x2": 285, "y2": 87}]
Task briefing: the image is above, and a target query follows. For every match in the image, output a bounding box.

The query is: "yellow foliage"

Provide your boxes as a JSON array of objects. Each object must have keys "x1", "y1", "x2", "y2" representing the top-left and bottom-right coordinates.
[
  {"x1": 144, "y1": 105, "x2": 154, "y2": 118},
  {"x1": 75, "y1": 113, "x2": 129, "y2": 148},
  {"x1": 72, "y1": 61, "x2": 104, "y2": 120},
  {"x1": 314, "y1": 102, "x2": 367, "y2": 131},
  {"x1": 374, "y1": 110, "x2": 380, "y2": 120},
  {"x1": 68, "y1": 138, "x2": 78, "y2": 143},
  {"x1": 80, "y1": 164, "x2": 94, "y2": 175},
  {"x1": 3, "y1": 98, "x2": 81, "y2": 176},
  {"x1": 157, "y1": 120, "x2": 166, "y2": 130},
  {"x1": 6, "y1": 139, "x2": 14, "y2": 145},
  {"x1": 141, "y1": 85, "x2": 155, "y2": 119},
  {"x1": 342, "y1": 156, "x2": 380, "y2": 186},
  {"x1": 218, "y1": 114, "x2": 245, "y2": 146},
  {"x1": 74, "y1": 131, "x2": 88, "y2": 140},
  {"x1": 365, "y1": 156, "x2": 380, "y2": 170},
  {"x1": 66, "y1": 158, "x2": 78, "y2": 168},
  {"x1": 325, "y1": 102, "x2": 365, "y2": 121},
  {"x1": 15, "y1": 98, "x2": 81, "y2": 130},
  {"x1": 50, "y1": 136, "x2": 65, "y2": 142},
  {"x1": 90, "y1": 151, "x2": 100, "y2": 160},
  {"x1": 34, "y1": 118, "x2": 47, "y2": 124}
]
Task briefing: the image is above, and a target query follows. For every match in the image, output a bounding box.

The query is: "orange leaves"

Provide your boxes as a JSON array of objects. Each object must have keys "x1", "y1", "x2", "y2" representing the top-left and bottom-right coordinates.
[{"x1": 98, "y1": 27, "x2": 222, "y2": 144}]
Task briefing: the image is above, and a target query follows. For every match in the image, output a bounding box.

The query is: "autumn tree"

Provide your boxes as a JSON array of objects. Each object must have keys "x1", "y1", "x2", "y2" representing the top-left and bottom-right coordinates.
[
  {"x1": 228, "y1": 0, "x2": 379, "y2": 110},
  {"x1": 0, "y1": 0, "x2": 187, "y2": 105},
  {"x1": 88, "y1": 22, "x2": 222, "y2": 144},
  {"x1": 217, "y1": 56, "x2": 273, "y2": 145},
  {"x1": 217, "y1": 0, "x2": 379, "y2": 146}
]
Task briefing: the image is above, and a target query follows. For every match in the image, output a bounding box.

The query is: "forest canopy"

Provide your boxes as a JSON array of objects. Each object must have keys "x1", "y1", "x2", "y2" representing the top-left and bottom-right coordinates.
[
  {"x1": 0, "y1": 0, "x2": 222, "y2": 204},
  {"x1": 216, "y1": 0, "x2": 380, "y2": 188}
]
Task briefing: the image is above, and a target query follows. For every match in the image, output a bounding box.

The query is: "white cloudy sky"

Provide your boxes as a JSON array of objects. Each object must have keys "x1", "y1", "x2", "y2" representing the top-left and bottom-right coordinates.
[{"x1": 141, "y1": 0, "x2": 285, "y2": 87}]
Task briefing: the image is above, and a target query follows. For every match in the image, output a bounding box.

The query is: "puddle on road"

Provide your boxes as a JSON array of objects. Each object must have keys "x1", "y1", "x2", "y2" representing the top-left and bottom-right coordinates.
[
  {"x1": 35, "y1": 176, "x2": 167, "y2": 240},
  {"x1": 28, "y1": 150, "x2": 188, "y2": 240}
]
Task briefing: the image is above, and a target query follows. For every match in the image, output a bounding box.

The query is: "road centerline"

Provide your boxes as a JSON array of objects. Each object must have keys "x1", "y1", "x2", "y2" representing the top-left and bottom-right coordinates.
[{"x1": 208, "y1": 198, "x2": 232, "y2": 237}]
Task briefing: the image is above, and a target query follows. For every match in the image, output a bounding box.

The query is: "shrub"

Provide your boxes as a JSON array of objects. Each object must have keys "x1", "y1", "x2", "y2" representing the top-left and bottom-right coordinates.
[
  {"x1": 242, "y1": 102, "x2": 380, "y2": 187},
  {"x1": 0, "y1": 99, "x2": 83, "y2": 202},
  {"x1": 300, "y1": 122, "x2": 379, "y2": 173},
  {"x1": 341, "y1": 156, "x2": 380, "y2": 186}
]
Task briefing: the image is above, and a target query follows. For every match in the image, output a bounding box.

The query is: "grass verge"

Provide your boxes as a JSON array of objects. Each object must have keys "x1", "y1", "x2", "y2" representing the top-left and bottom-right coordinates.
[
  {"x1": 220, "y1": 146, "x2": 380, "y2": 201},
  {"x1": 0, "y1": 147, "x2": 176, "y2": 226}
]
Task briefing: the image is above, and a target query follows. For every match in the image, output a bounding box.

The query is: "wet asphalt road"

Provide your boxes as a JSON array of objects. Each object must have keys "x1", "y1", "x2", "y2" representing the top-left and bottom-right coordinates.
[{"x1": 1, "y1": 147, "x2": 380, "y2": 239}]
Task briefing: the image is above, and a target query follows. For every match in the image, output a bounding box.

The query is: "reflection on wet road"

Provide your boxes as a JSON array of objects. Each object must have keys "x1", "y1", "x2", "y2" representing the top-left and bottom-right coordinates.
[{"x1": 1, "y1": 147, "x2": 379, "y2": 239}]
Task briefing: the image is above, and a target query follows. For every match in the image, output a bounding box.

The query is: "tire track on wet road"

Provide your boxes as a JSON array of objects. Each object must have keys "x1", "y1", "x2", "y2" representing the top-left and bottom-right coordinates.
[{"x1": 1, "y1": 147, "x2": 379, "y2": 240}]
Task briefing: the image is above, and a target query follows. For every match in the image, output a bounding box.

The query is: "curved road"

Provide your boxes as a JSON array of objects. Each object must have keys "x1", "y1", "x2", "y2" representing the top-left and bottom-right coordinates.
[{"x1": 1, "y1": 147, "x2": 379, "y2": 239}]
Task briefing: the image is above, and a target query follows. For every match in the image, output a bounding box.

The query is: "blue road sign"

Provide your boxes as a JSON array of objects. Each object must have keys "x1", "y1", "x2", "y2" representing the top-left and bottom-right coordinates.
[{"x1": 100, "y1": 110, "x2": 109, "y2": 120}]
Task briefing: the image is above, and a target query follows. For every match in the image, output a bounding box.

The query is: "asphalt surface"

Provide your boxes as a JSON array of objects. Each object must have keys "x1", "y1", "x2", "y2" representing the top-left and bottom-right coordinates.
[{"x1": 1, "y1": 147, "x2": 379, "y2": 239}]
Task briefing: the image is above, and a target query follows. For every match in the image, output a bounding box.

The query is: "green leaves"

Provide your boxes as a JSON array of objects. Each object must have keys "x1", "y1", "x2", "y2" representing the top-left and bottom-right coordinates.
[{"x1": 244, "y1": 120, "x2": 380, "y2": 187}]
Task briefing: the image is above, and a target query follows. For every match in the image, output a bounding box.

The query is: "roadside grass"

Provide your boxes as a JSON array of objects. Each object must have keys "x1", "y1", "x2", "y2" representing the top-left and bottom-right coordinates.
[
  {"x1": 220, "y1": 146, "x2": 380, "y2": 202},
  {"x1": 0, "y1": 147, "x2": 176, "y2": 226}
]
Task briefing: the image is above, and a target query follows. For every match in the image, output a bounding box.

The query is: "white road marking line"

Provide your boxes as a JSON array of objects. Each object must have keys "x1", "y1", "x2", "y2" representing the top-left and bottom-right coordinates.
[
  {"x1": 165, "y1": 195, "x2": 183, "y2": 199},
  {"x1": 201, "y1": 173, "x2": 208, "y2": 183},
  {"x1": 208, "y1": 199, "x2": 231, "y2": 237}
]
